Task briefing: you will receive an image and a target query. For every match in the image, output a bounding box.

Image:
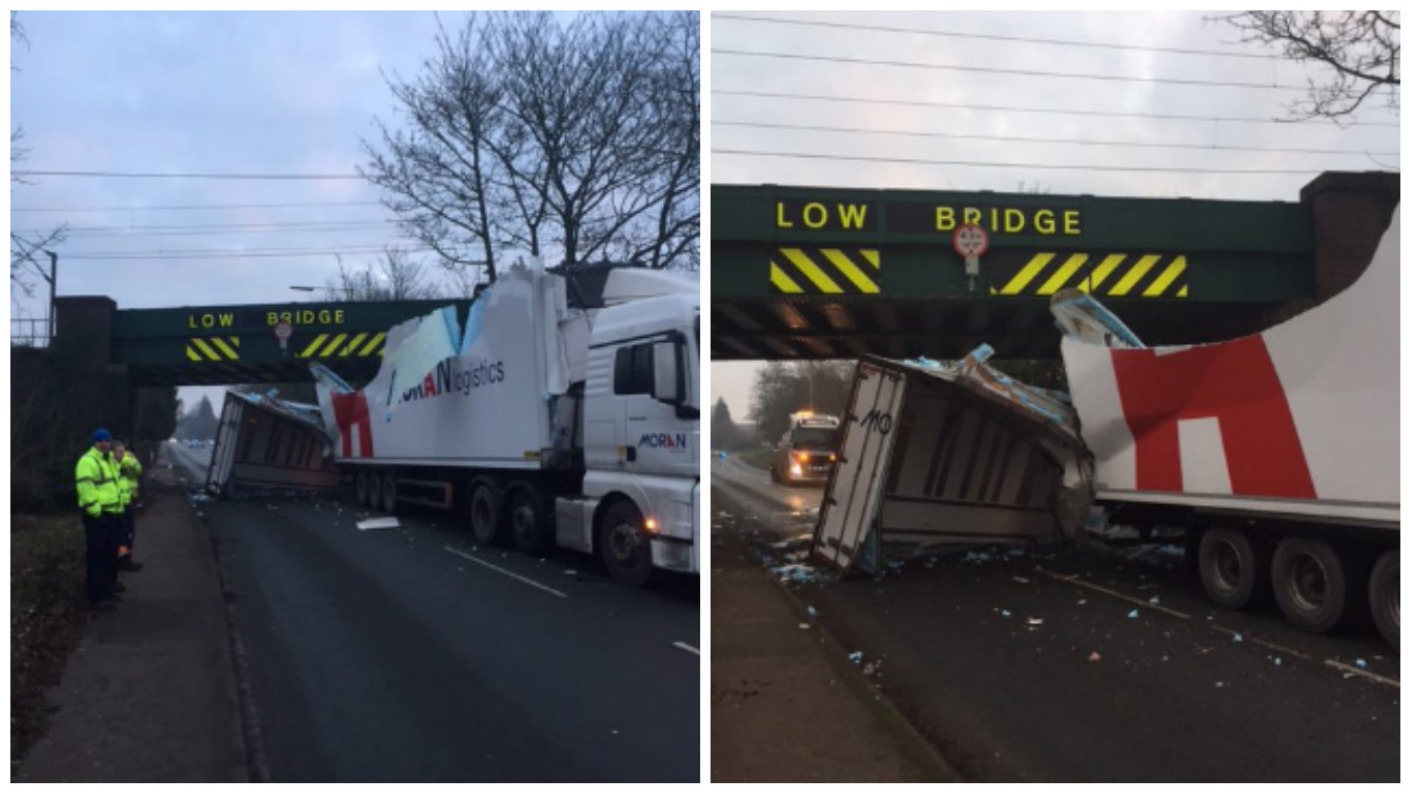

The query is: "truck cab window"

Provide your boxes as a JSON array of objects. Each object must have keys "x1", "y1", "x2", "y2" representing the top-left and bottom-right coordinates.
[{"x1": 613, "y1": 344, "x2": 654, "y2": 395}]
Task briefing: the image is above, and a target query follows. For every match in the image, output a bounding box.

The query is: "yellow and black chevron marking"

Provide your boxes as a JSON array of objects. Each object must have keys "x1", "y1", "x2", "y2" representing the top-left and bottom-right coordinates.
[
  {"x1": 296, "y1": 331, "x2": 387, "y2": 359},
  {"x1": 770, "y1": 247, "x2": 881, "y2": 295},
  {"x1": 990, "y1": 253, "x2": 1189, "y2": 298},
  {"x1": 185, "y1": 336, "x2": 240, "y2": 362}
]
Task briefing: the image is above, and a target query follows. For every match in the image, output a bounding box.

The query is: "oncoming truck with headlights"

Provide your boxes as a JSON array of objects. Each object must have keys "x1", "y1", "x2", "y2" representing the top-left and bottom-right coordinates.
[
  {"x1": 770, "y1": 411, "x2": 841, "y2": 486},
  {"x1": 312, "y1": 263, "x2": 700, "y2": 587}
]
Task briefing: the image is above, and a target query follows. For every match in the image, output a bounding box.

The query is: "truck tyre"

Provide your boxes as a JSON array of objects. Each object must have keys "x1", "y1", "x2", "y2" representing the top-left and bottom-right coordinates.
[
  {"x1": 507, "y1": 483, "x2": 553, "y2": 556},
  {"x1": 381, "y1": 471, "x2": 398, "y2": 515},
  {"x1": 1272, "y1": 538, "x2": 1349, "y2": 633},
  {"x1": 367, "y1": 471, "x2": 384, "y2": 512},
  {"x1": 355, "y1": 470, "x2": 370, "y2": 508},
  {"x1": 1198, "y1": 528, "x2": 1264, "y2": 610},
  {"x1": 469, "y1": 480, "x2": 506, "y2": 546},
  {"x1": 599, "y1": 501, "x2": 653, "y2": 588},
  {"x1": 1369, "y1": 550, "x2": 1399, "y2": 652}
]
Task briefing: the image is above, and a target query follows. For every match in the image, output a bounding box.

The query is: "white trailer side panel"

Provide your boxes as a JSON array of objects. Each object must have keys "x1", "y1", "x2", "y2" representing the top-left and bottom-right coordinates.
[{"x1": 316, "y1": 267, "x2": 566, "y2": 469}]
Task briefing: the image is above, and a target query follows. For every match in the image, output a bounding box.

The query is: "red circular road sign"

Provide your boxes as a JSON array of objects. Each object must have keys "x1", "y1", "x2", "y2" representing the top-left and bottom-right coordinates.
[
  {"x1": 273, "y1": 320, "x2": 293, "y2": 342},
  {"x1": 952, "y1": 223, "x2": 990, "y2": 257}
]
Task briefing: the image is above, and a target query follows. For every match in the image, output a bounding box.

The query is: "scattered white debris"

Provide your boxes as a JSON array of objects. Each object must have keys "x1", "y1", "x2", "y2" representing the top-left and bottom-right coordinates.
[
  {"x1": 356, "y1": 517, "x2": 400, "y2": 531},
  {"x1": 1088, "y1": 651, "x2": 1101, "y2": 662},
  {"x1": 798, "y1": 623, "x2": 811, "y2": 630},
  {"x1": 1013, "y1": 575, "x2": 1031, "y2": 584},
  {"x1": 1148, "y1": 596, "x2": 1161, "y2": 605},
  {"x1": 1026, "y1": 617, "x2": 1044, "y2": 626},
  {"x1": 1271, "y1": 656, "x2": 1282, "y2": 667},
  {"x1": 1127, "y1": 609, "x2": 1139, "y2": 619},
  {"x1": 999, "y1": 609, "x2": 1012, "y2": 618},
  {"x1": 1232, "y1": 632, "x2": 1244, "y2": 643},
  {"x1": 1356, "y1": 658, "x2": 1368, "y2": 669},
  {"x1": 806, "y1": 606, "x2": 818, "y2": 618},
  {"x1": 1077, "y1": 599, "x2": 1087, "y2": 606},
  {"x1": 848, "y1": 651, "x2": 863, "y2": 665},
  {"x1": 1215, "y1": 681, "x2": 1226, "y2": 688},
  {"x1": 564, "y1": 569, "x2": 578, "y2": 576}
]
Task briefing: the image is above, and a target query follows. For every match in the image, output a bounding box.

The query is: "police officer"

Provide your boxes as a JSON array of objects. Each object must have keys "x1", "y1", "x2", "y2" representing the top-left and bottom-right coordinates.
[
  {"x1": 75, "y1": 429, "x2": 121, "y2": 608},
  {"x1": 112, "y1": 440, "x2": 145, "y2": 572}
]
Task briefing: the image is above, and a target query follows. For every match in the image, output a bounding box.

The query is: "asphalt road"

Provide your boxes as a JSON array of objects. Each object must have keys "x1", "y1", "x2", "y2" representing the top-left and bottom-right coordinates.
[
  {"x1": 169, "y1": 449, "x2": 700, "y2": 782},
  {"x1": 713, "y1": 456, "x2": 1400, "y2": 783}
]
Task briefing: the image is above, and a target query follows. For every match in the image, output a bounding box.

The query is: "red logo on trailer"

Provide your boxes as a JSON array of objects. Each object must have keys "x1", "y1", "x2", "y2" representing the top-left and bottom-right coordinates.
[
  {"x1": 1109, "y1": 334, "x2": 1315, "y2": 499},
  {"x1": 330, "y1": 390, "x2": 375, "y2": 458}
]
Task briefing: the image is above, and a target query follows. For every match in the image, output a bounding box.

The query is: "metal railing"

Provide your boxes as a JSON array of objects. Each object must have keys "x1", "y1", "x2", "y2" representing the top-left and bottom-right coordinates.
[{"x1": 11, "y1": 317, "x2": 54, "y2": 348}]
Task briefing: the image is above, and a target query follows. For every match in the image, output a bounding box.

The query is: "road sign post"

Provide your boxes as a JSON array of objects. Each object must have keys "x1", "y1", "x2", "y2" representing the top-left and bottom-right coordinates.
[
  {"x1": 273, "y1": 320, "x2": 293, "y2": 358},
  {"x1": 952, "y1": 224, "x2": 990, "y2": 292}
]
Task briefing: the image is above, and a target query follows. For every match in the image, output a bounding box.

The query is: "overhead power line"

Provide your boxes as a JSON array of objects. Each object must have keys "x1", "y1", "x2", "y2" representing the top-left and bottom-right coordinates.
[
  {"x1": 11, "y1": 169, "x2": 363, "y2": 180},
  {"x1": 16, "y1": 219, "x2": 405, "y2": 236},
  {"x1": 713, "y1": 13, "x2": 1283, "y2": 60},
  {"x1": 712, "y1": 88, "x2": 1402, "y2": 128},
  {"x1": 713, "y1": 148, "x2": 1341, "y2": 175},
  {"x1": 12, "y1": 200, "x2": 385, "y2": 213},
  {"x1": 713, "y1": 119, "x2": 1400, "y2": 158},
  {"x1": 713, "y1": 48, "x2": 1309, "y2": 92},
  {"x1": 60, "y1": 244, "x2": 425, "y2": 261}
]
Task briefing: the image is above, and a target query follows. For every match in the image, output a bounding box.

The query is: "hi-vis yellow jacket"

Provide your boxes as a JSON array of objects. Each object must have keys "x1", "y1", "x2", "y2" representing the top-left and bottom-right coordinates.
[
  {"x1": 75, "y1": 448, "x2": 120, "y2": 518},
  {"x1": 117, "y1": 454, "x2": 143, "y2": 506}
]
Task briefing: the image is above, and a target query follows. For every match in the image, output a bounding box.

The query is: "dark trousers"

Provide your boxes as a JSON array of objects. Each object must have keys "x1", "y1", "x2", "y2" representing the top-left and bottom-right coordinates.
[
  {"x1": 119, "y1": 505, "x2": 136, "y2": 552},
  {"x1": 82, "y1": 512, "x2": 116, "y2": 603}
]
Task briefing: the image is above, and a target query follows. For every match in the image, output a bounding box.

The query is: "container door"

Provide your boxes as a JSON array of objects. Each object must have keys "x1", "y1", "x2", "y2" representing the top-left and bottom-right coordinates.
[{"x1": 813, "y1": 362, "x2": 906, "y2": 571}]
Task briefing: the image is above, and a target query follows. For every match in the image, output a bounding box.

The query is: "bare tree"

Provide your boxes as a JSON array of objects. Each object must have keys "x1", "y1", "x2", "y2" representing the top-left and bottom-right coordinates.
[
  {"x1": 365, "y1": 11, "x2": 700, "y2": 282},
  {"x1": 324, "y1": 247, "x2": 445, "y2": 302},
  {"x1": 1216, "y1": 11, "x2": 1399, "y2": 121},
  {"x1": 10, "y1": 12, "x2": 67, "y2": 303}
]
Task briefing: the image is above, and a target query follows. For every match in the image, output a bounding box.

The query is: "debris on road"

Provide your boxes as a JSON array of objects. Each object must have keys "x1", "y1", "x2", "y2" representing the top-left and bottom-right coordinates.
[
  {"x1": 1232, "y1": 632, "x2": 1244, "y2": 643},
  {"x1": 1356, "y1": 658, "x2": 1368, "y2": 669},
  {"x1": 1026, "y1": 617, "x2": 1044, "y2": 626},
  {"x1": 356, "y1": 517, "x2": 400, "y2": 531},
  {"x1": 1148, "y1": 595, "x2": 1161, "y2": 605},
  {"x1": 1127, "y1": 609, "x2": 1139, "y2": 619},
  {"x1": 848, "y1": 651, "x2": 863, "y2": 665},
  {"x1": 798, "y1": 623, "x2": 811, "y2": 630},
  {"x1": 1013, "y1": 575, "x2": 1031, "y2": 584},
  {"x1": 1088, "y1": 651, "x2": 1101, "y2": 662}
]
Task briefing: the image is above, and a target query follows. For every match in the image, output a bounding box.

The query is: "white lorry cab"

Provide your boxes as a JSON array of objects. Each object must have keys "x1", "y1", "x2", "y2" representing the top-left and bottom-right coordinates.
[{"x1": 312, "y1": 262, "x2": 700, "y2": 587}]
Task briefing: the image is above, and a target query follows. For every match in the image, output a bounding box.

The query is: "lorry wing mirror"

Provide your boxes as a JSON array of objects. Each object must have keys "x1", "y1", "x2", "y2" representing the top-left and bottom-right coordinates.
[{"x1": 652, "y1": 341, "x2": 681, "y2": 405}]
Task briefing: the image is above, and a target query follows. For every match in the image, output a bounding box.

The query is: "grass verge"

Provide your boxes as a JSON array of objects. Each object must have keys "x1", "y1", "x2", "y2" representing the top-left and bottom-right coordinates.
[{"x1": 11, "y1": 513, "x2": 90, "y2": 762}]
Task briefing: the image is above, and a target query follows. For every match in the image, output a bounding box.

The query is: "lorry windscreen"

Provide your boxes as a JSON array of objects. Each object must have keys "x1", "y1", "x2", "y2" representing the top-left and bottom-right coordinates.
[{"x1": 791, "y1": 427, "x2": 839, "y2": 449}]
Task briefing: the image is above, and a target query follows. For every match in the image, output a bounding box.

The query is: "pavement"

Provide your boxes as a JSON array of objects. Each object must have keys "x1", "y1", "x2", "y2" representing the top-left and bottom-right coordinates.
[
  {"x1": 15, "y1": 450, "x2": 248, "y2": 782},
  {"x1": 710, "y1": 491, "x2": 956, "y2": 783}
]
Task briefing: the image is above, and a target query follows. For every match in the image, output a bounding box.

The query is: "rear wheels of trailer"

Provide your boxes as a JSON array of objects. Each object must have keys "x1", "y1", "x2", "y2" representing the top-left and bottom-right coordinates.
[{"x1": 1193, "y1": 525, "x2": 1398, "y2": 650}]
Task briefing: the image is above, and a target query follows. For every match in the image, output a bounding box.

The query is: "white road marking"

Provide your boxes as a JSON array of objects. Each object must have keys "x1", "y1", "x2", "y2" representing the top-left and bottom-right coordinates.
[
  {"x1": 1036, "y1": 568, "x2": 1192, "y2": 620},
  {"x1": 1325, "y1": 659, "x2": 1400, "y2": 688},
  {"x1": 673, "y1": 642, "x2": 700, "y2": 656},
  {"x1": 443, "y1": 546, "x2": 568, "y2": 599}
]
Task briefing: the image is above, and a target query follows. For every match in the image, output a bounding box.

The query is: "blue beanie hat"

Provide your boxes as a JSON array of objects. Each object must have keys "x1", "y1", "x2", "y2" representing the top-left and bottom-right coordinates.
[{"x1": 92, "y1": 428, "x2": 113, "y2": 443}]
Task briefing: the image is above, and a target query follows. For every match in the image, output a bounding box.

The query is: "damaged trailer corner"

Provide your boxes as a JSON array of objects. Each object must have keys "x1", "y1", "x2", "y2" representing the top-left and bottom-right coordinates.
[
  {"x1": 812, "y1": 350, "x2": 1094, "y2": 574},
  {"x1": 206, "y1": 390, "x2": 341, "y2": 497}
]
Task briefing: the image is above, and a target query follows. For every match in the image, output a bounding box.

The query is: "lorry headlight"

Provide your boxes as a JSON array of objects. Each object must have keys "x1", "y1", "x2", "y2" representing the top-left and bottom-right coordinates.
[
  {"x1": 644, "y1": 516, "x2": 660, "y2": 534},
  {"x1": 795, "y1": 451, "x2": 810, "y2": 463},
  {"x1": 790, "y1": 463, "x2": 803, "y2": 477}
]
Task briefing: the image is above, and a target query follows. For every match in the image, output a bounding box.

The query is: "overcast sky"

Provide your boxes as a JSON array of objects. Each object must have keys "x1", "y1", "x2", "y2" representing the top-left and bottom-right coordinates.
[
  {"x1": 8, "y1": 11, "x2": 469, "y2": 410},
  {"x1": 708, "y1": 10, "x2": 1399, "y2": 422}
]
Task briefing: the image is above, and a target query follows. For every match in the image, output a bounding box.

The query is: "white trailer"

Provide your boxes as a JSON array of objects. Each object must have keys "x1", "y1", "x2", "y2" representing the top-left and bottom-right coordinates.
[
  {"x1": 206, "y1": 390, "x2": 341, "y2": 496},
  {"x1": 815, "y1": 209, "x2": 1399, "y2": 648},
  {"x1": 312, "y1": 263, "x2": 700, "y2": 586}
]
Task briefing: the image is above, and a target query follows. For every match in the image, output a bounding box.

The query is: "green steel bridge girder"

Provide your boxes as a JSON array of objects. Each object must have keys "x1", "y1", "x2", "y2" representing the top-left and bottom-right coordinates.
[
  {"x1": 712, "y1": 184, "x2": 1316, "y2": 303},
  {"x1": 112, "y1": 298, "x2": 470, "y2": 378}
]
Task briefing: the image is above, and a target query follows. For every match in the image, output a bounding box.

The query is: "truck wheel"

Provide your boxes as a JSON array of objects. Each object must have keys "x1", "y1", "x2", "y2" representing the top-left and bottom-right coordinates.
[
  {"x1": 599, "y1": 501, "x2": 653, "y2": 587},
  {"x1": 367, "y1": 471, "x2": 384, "y2": 512},
  {"x1": 381, "y1": 472, "x2": 398, "y2": 515},
  {"x1": 469, "y1": 481, "x2": 506, "y2": 546},
  {"x1": 1369, "y1": 550, "x2": 1399, "y2": 652},
  {"x1": 1198, "y1": 528, "x2": 1264, "y2": 610},
  {"x1": 507, "y1": 483, "x2": 553, "y2": 555},
  {"x1": 355, "y1": 471, "x2": 370, "y2": 507},
  {"x1": 1272, "y1": 538, "x2": 1349, "y2": 633}
]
